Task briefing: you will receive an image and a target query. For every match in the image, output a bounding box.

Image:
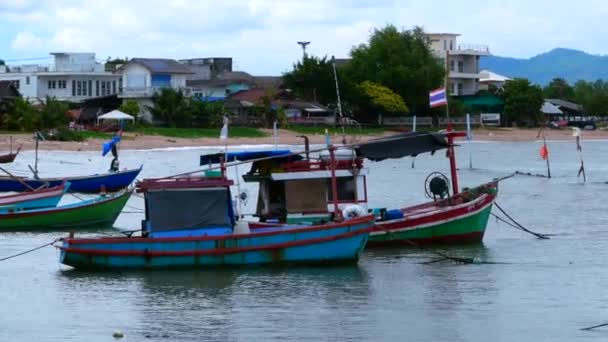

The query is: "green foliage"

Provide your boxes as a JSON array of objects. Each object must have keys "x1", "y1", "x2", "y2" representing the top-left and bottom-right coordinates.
[
  {"x1": 190, "y1": 99, "x2": 224, "y2": 127},
  {"x1": 543, "y1": 78, "x2": 574, "y2": 100},
  {"x1": 4, "y1": 97, "x2": 37, "y2": 131},
  {"x1": 134, "y1": 126, "x2": 266, "y2": 138},
  {"x1": 346, "y1": 25, "x2": 444, "y2": 116},
  {"x1": 574, "y1": 80, "x2": 608, "y2": 116},
  {"x1": 502, "y1": 78, "x2": 544, "y2": 126},
  {"x1": 147, "y1": 88, "x2": 192, "y2": 127},
  {"x1": 119, "y1": 100, "x2": 140, "y2": 119},
  {"x1": 0, "y1": 59, "x2": 4, "y2": 66},
  {"x1": 282, "y1": 56, "x2": 341, "y2": 106},
  {"x1": 40, "y1": 96, "x2": 69, "y2": 129},
  {"x1": 357, "y1": 81, "x2": 408, "y2": 114},
  {"x1": 44, "y1": 127, "x2": 85, "y2": 142}
]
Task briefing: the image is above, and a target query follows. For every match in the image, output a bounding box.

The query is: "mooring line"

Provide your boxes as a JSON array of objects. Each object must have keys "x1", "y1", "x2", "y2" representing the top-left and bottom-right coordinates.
[
  {"x1": 403, "y1": 239, "x2": 477, "y2": 264},
  {"x1": 515, "y1": 171, "x2": 549, "y2": 178},
  {"x1": 581, "y1": 322, "x2": 608, "y2": 331},
  {"x1": 0, "y1": 238, "x2": 60, "y2": 262},
  {"x1": 494, "y1": 202, "x2": 550, "y2": 239}
]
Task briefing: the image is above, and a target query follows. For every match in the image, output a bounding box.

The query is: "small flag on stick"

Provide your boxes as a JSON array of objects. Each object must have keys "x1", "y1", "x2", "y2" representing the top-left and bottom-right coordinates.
[
  {"x1": 539, "y1": 145, "x2": 549, "y2": 160},
  {"x1": 573, "y1": 127, "x2": 586, "y2": 182}
]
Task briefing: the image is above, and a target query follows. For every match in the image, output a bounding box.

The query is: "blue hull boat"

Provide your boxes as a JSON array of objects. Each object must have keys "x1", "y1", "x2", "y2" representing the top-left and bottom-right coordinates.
[
  {"x1": 0, "y1": 181, "x2": 69, "y2": 213},
  {"x1": 0, "y1": 166, "x2": 142, "y2": 193},
  {"x1": 56, "y1": 175, "x2": 373, "y2": 270}
]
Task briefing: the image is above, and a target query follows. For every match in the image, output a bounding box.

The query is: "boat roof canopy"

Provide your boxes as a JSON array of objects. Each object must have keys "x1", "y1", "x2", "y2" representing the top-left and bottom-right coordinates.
[
  {"x1": 200, "y1": 150, "x2": 302, "y2": 165},
  {"x1": 355, "y1": 132, "x2": 450, "y2": 161}
]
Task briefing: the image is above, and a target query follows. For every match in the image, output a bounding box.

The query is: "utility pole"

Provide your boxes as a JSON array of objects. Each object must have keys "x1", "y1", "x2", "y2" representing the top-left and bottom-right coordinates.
[{"x1": 297, "y1": 41, "x2": 310, "y2": 60}]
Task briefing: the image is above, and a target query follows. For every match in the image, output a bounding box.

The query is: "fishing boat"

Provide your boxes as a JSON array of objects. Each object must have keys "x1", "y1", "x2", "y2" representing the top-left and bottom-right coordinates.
[
  {"x1": 0, "y1": 188, "x2": 132, "y2": 231},
  {"x1": 0, "y1": 166, "x2": 143, "y2": 193},
  {"x1": 0, "y1": 137, "x2": 21, "y2": 164},
  {"x1": 0, "y1": 181, "x2": 69, "y2": 213},
  {"x1": 214, "y1": 131, "x2": 500, "y2": 245},
  {"x1": 56, "y1": 170, "x2": 375, "y2": 270}
]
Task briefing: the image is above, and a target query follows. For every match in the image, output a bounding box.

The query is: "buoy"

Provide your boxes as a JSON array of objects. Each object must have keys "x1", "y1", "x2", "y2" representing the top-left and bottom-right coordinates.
[{"x1": 112, "y1": 331, "x2": 124, "y2": 339}]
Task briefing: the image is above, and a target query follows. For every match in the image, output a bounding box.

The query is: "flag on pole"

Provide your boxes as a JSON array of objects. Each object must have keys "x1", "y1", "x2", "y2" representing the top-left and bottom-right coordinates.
[
  {"x1": 219, "y1": 115, "x2": 229, "y2": 140},
  {"x1": 539, "y1": 145, "x2": 549, "y2": 160},
  {"x1": 102, "y1": 135, "x2": 121, "y2": 156},
  {"x1": 429, "y1": 88, "x2": 448, "y2": 108}
]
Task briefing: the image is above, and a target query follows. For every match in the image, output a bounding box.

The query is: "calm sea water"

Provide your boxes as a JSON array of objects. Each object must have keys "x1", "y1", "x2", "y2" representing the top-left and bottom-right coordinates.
[{"x1": 2, "y1": 139, "x2": 608, "y2": 341}]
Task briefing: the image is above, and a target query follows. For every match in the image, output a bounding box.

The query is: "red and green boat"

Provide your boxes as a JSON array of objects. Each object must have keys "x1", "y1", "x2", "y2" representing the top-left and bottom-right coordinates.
[
  {"x1": 209, "y1": 131, "x2": 500, "y2": 245},
  {"x1": 0, "y1": 189, "x2": 132, "y2": 231}
]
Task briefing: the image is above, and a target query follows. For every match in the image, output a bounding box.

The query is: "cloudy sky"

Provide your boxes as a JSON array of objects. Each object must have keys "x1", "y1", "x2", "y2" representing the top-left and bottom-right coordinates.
[{"x1": 1, "y1": 0, "x2": 607, "y2": 75}]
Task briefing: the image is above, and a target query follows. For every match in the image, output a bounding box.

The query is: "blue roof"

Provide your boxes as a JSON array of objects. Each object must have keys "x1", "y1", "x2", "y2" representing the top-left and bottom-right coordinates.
[{"x1": 200, "y1": 150, "x2": 301, "y2": 165}]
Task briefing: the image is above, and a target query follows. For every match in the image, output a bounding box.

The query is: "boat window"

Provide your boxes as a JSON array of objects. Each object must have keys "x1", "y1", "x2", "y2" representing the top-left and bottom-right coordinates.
[
  {"x1": 327, "y1": 177, "x2": 357, "y2": 201},
  {"x1": 285, "y1": 179, "x2": 327, "y2": 213},
  {"x1": 145, "y1": 188, "x2": 233, "y2": 232}
]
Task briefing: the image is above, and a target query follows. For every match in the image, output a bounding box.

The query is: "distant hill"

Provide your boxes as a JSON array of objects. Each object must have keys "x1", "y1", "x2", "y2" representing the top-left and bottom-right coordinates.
[{"x1": 479, "y1": 48, "x2": 608, "y2": 85}]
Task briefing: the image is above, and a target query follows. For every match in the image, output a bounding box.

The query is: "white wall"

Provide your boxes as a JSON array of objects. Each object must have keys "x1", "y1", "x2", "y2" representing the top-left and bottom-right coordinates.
[
  {"x1": 0, "y1": 74, "x2": 37, "y2": 98},
  {"x1": 171, "y1": 74, "x2": 187, "y2": 88},
  {"x1": 121, "y1": 63, "x2": 151, "y2": 89}
]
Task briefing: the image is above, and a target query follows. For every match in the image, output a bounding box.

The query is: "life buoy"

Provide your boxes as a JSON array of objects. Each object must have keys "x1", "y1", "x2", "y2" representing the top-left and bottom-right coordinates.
[{"x1": 342, "y1": 205, "x2": 366, "y2": 219}]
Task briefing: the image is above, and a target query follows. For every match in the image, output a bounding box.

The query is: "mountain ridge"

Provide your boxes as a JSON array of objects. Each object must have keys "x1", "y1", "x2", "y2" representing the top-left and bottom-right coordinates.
[{"x1": 479, "y1": 48, "x2": 608, "y2": 85}]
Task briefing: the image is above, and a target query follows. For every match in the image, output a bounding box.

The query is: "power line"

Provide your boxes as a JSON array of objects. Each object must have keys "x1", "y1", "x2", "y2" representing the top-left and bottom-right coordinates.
[{"x1": 2, "y1": 56, "x2": 53, "y2": 62}]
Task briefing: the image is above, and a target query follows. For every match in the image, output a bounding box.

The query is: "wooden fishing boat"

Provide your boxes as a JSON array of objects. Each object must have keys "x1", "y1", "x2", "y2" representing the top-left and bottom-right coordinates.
[
  {"x1": 0, "y1": 166, "x2": 142, "y2": 193},
  {"x1": 56, "y1": 173, "x2": 374, "y2": 270},
  {"x1": 0, "y1": 145, "x2": 21, "y2": 164},
  {"x1": 0, "y1": 181, "x2": 69, "y2": 213},
  {"x1": 0, "y1": 189, "x2": 132, "y2": 231},
  {"x1": 219, "y1": 131, "x2": 501, "y2": 245}
]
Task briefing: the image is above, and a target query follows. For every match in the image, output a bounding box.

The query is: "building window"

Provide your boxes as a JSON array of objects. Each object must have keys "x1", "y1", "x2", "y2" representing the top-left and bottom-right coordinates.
[
  {"x1": 101, "y1": 81, "x2": 106, "y2": 96},
  {"x1": 96, "y1": 80, "x2": 99, "y2": 96},
  {"x1": 450, "y1": 60, "x2": 455, "y2": 72},
  {"x1": 458, "y1": 61, "x2": 464, "y2": 73},
  {"x1": 457, "y1": 83, "x2": 463, "y2": 95},
  {"x1": 59, "y1": 80, "x2": 66, "y2": 89},
  {"x1": 72, "y1": 80, "x2": 76, "y2": 96},
  {"x1": 443, "y1": 40, "x2": 447, "y2": 50},
  {"x1": 77, "y1": 81, "x2": 82, "y2": 96},
  {"x1": 26, "y1": 76, "x2": 30, "y2": 85},
  {"x1": 12, "y1": 80, "x2": 20, "y2": 90},
  {"x1": 88, "y1": 80, "x2": 92, "y2": 96},
  {"x1": 449, "y1": 40, "x2": 453, "y2": 51},
  {"x1": 48, "y1": 80, "x2": 52, "y2": 89},
  {"x1": 118, "y1": 78, "x2": 122, "y2": 93},
  {"x1": 112, "y1": 80, "x2": 116, "y2": 94},
  {"x1": 82, "y1": 81, "x2": 87, "y2": 96}
]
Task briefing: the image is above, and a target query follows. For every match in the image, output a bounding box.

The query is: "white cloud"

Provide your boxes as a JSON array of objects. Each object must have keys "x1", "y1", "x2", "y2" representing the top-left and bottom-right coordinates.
[
  {"x1": 11, "y1": 31, "x2": 43, "y2": 50},
  {"x1": 2, "y1": 0, "x2": 608, "y2": 73}
]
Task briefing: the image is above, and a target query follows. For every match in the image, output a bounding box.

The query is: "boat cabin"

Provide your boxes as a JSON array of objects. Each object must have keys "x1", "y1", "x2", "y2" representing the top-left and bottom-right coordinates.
[
  {"x1": 241, "y1": 148, "x2": 368, "y2": 224},
  {"x1": 137, "y1": 176, "x2": 235, "y2": 238}
]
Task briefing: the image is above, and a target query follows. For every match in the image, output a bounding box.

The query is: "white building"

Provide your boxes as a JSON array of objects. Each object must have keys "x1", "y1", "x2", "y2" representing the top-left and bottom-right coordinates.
[
  {"x1": 117, "y1": 58, "x2": 193, "y2": 122},
  {"x1": 479, "y1": 70, "x2": 511, "y2": 91},
  {"x1": 427, "y1": 33, "x2": 490, "y2": 96},
  {"x1": 0, "y1": 52, "x2": 120, "y2": 103}
]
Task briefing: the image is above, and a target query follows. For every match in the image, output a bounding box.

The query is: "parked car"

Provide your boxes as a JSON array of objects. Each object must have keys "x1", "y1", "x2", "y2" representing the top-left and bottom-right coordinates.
[{"x1": 568, "y1": 120, "x2": 597, "y2": 130}]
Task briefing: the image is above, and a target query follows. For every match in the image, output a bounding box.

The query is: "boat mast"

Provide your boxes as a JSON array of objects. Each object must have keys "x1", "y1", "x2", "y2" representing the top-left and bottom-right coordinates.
[
  {"x1": 445, "y1": 50, "x2": 459, "y2": 195},
  {"x1": 328, "y1": 145, "x2": 343, "y2": 221},
  {"x1": 331, "y1": 55, "x2": 343, "y2": 120}
]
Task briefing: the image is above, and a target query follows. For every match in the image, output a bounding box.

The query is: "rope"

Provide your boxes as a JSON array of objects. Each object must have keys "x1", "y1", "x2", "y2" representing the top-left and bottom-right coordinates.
[
  {"x1": 493, "y1": 202, "x2": 549, "y2": 239},
  {"x1": 0, "y1": 238, "x2": 60, "y2": 262},
  {"x1": 403, "y1": 239, "x2": 477, "y2": 264},
  {"x1": 581, "y1": 322, "x2": 608, "y2": 331}
]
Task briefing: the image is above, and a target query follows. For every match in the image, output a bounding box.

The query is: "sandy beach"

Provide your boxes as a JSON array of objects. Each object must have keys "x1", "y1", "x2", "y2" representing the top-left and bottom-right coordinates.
[{"x1": 0, "y1": 127, "x2": 604, "y2": 152}]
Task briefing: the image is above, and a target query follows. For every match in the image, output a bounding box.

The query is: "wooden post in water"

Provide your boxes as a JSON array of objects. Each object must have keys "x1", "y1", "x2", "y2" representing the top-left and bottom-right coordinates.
[{"x1": 542, "y1": 134, "x2": 551, "y2": 179}]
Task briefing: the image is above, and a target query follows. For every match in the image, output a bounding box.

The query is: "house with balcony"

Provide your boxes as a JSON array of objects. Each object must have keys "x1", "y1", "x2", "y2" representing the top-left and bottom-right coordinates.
[
  {"x1": 427, "y1": 33, "x2": 490, "y2": 96},
  {"x1": 0, "y1": 52, "x2": 120, "y2": 104},
  {"x1": 117, "y1": 58, "x2": 193, "y2": 122}
]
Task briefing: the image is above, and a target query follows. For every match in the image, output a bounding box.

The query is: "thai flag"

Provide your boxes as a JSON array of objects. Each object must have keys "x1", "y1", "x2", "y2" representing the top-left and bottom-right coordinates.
[{"x1": 429, "y1": 88, "x2": 448, "y2": 108}]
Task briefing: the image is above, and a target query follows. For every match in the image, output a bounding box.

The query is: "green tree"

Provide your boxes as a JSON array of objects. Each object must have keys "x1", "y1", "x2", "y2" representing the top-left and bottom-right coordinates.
[
  {"x1": 543, "y1": 78, "x2": 574, "y2": 100},
  {"x1": 40, "y1": 96, "x2": 69, "y2": 129},
  {"x1": 189, "y1": 99, "x2": 224, "y2": 127},
  {"x1": 358, "y1": 81, "x2": 408, "y2": 114},
  {"x1": 346, "y1": 25, "x2": 445, "y2": 116},
  {"x1": 119, "y1": 100, "x2": 140, "y2": 119},
  {"x1": 0, "y1": 59, "x2": 4, "y2": 66},
  {"x1": 502, "y1": 78, "x2": 544, "y2": 126},
  {"x1": 4, "y1": 97, "x2": 37, "y2": 131},
  {"x1": 147, "y1": 88, "x2": 191, "y2": 127},
  {"x1": 282, "y1": 56, "x2": 342, "y2": 106}
]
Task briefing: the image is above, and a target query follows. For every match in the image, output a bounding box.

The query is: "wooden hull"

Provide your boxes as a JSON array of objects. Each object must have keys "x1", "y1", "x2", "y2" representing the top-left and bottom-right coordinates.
[
  {"x1": 0, "y1": 190, "x2": 132, "y2": 231},
  {"x1": 57, "y1": 216, "x2": 375, "y2": 270},
  {"x1": 0, "y1": 182, "x2": 67, "y2": 212},
  {"x1": 0, "y1": 152, "x2": 18, "y2": 163},
  {"x1": 368, "y1": 184, "x2": 497, "y2": 246},
  {"x1": 0, "y1": 166, "x2": 142, "y2": 193}
]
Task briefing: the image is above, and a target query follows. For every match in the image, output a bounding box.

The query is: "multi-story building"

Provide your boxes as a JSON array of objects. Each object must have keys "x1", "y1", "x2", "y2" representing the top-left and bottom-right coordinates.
[
  {"x1": 0, "y1": 52, "x2": 121, "y2": 103},
  {"x1": 427, "y1": 33, "x2": 490, "y2": 96},
  {"x1": 117, "y1": 58, "x2": 193, "y2": 122}
]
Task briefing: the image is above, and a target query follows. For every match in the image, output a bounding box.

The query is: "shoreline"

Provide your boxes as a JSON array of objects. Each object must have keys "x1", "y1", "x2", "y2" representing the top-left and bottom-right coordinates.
[{"x1": 0, "y1": 128, "x2": 604, "y2": 152}]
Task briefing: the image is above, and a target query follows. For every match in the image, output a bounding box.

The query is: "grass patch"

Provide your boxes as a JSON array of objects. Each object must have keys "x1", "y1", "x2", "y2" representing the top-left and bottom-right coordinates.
[
  {"x1": 287, "y1": 126, "x2": 387, "y2": 136},
  {"x1": 78, "y1": 130, "x2": 114, "y2": 139},
  {"x1": 134, "y1": 126, "x2": 267, "y2": 138}
]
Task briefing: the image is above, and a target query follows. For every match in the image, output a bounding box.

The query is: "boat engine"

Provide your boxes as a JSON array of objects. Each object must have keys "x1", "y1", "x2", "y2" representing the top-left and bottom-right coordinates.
[{"x1": 424, "y1": 172, "x2": 450, "y2": 200}]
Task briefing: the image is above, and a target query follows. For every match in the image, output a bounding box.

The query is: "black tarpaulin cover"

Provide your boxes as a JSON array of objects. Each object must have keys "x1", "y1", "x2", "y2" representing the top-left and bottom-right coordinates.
[
  {"x1": 146, "y1": 188, "x2": 234, "y2": 232},
  {"x1": 355, "y1": 132, "x2": 449, "y2": 161}
]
